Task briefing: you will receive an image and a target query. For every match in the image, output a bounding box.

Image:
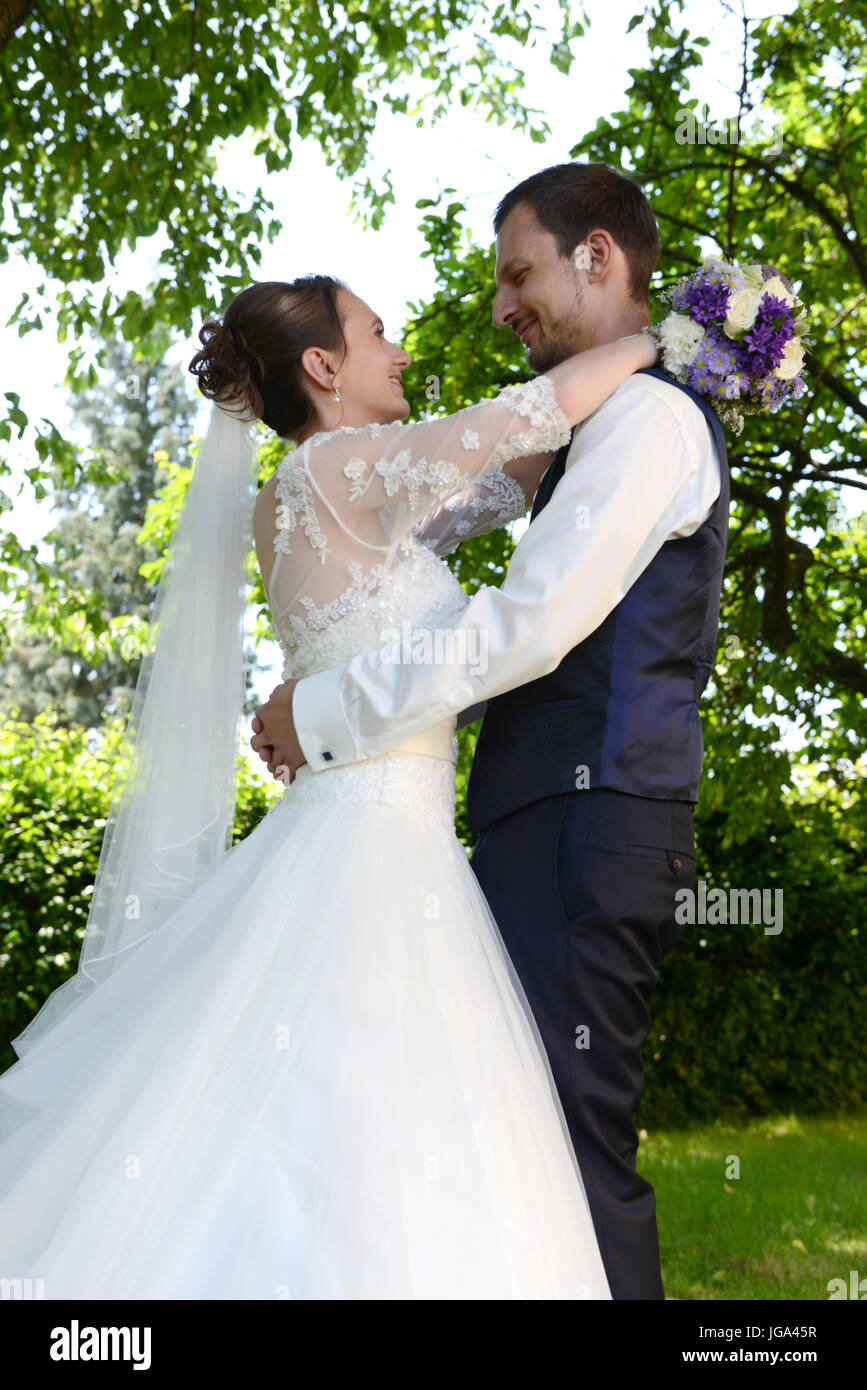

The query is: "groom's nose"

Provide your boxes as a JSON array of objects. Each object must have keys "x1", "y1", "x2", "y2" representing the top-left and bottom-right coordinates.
[{"x1": 492, "y1": 286, "x2": 519, "y2": 330}]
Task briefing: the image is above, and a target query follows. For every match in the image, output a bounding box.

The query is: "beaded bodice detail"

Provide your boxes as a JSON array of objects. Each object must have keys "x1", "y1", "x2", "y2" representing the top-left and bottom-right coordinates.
[{"x1": 270, "y1": 532, "x2": 473, "y2": 682}]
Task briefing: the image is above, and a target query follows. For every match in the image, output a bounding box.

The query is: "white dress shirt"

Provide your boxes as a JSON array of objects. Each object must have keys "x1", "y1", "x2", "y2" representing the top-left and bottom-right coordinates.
[{"x1": 292, "y1": 372, "x2": 722, "y2": 771}]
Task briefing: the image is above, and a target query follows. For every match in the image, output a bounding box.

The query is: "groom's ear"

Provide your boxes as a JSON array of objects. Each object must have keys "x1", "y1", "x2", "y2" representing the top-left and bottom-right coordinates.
[{"x1": 573, "y1": 230, "x2": 615, "y2": 282}]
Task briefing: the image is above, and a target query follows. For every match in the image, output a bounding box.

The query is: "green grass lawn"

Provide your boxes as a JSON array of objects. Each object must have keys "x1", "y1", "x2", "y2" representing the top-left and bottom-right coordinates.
[{"x1": 638, "y1": 1113, "x2": 867, "y2": 1300}]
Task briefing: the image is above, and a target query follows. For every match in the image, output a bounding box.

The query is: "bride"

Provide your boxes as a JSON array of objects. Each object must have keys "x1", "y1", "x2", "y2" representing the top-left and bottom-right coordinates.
[{"x1": 0, "y1": 274, "x2": 656, "y2": 1300}]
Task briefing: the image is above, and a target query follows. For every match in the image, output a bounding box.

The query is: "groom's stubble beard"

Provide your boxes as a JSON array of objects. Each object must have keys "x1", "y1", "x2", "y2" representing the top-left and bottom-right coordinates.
[{"x1": 526, "y1": 264, "x2": 589, "y2": 373}]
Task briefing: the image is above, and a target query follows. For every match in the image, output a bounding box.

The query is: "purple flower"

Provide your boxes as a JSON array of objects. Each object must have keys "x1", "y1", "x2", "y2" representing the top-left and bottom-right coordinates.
[
  {"x1": 686, "y1": 338, "x2": 717, "y2": 396},
  {"x1": 687, "y1": 363, "x2": 713, "y2": 395},
  {"x1": 740, "y1": 294, "x2": 793, "y2": 374},
  {"x1": 759, "y1": 292, "x2": 795, "y2": 332},
  {"x1": 703, "y1": 329, "x2": 739, "y2": 376},
  {"x1": 671, "y1": 262, "x2": 735, "y2": 323},
  {"x1": 758, "y1": 374, "x2": 791, "y2": 410},
  {"x1": 670, "y1": 284, "x2": 691, "y2": 313},
  {"x1": 722, "y1": 371, "x2": 750, "y2": 400},
  {"x1": 684, "y1": 279, "x2": 731, "y2": 326}
]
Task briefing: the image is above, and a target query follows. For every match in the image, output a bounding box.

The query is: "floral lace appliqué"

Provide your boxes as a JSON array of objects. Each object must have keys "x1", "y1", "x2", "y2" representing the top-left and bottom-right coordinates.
[
  {"x1": 309, "y1": 420, "x2": 398, "y2": 448},
  {"x1": 344, "y1": 448, "x2": 473, "y2": 510},
  {"x1": 270, "y1": 539, "x2": 469, "y2": 684},
  {"x1": 486, "y1": 374, "x2": 572, "y2": 470},
  {"x1": 294, "y1": 560, "x2": 387, "y2": 632},
  {"x1": 273, "y1": 455, "x2": 330, "y2": 564},
  {"x1": 448, "y1": 469, "x2": 526, "y2": 535},
  {"x1": 411, "y1": 468, "x2": 527, "y2": 557}
]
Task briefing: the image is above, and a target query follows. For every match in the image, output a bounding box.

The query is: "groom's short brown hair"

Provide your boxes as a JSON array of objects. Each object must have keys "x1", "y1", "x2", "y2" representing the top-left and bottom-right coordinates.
[{"x1": 494, "y1": 162, "x2": 660, "y2": 305}]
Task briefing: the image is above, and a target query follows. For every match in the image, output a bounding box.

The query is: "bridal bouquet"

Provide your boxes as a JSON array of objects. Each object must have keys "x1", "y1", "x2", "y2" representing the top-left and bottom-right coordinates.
[{"x1": 646, "y1": 256, "x2": 809, "y2": 434}]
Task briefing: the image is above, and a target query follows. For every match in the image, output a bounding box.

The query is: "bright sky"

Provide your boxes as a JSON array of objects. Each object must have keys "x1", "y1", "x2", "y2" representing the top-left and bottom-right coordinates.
[{"x1": 3, "y1": 0, "x2": 823, "y2": 763}]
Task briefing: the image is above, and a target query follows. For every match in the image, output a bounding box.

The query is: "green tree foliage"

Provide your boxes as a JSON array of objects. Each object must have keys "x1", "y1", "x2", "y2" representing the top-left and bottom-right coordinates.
[
  {"x1": 639, "y1": 763, "x2": 866, "y2": 1128},
  {"x1": 0, "y1": 343, "x2": 199, "y2": 720},
  {"x1": 0, "y1": 0, "x2": 586, "y2": 585}
]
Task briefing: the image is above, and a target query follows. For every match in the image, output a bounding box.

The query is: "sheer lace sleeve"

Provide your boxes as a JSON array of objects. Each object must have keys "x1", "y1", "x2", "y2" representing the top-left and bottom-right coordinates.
[
  {"x1": 411, "y1": 467, "x2": 529, "y2": 559},
  {"x1": 256, "y1": 375, "x2": 571, "y2": 679},
  {"x1": 305, "y1": 374, "x2": 570, "y2": 550}
]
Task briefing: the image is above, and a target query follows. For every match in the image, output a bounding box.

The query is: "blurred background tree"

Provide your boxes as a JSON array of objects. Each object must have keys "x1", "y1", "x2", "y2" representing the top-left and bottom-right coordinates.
[{"x1": 0, "y1": 343, "x2": 200, "y2": 727}]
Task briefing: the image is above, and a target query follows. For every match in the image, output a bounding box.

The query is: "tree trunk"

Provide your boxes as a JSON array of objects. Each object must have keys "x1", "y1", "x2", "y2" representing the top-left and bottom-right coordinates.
[{"x1": 0, "y1": 0, "x2": 38, "y2": 50}]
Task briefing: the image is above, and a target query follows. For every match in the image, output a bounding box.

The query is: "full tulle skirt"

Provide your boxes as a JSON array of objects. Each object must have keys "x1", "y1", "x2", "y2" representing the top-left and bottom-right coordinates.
[{"x1": 0, "y1": 750, "x2": 610, "y2": 1299}]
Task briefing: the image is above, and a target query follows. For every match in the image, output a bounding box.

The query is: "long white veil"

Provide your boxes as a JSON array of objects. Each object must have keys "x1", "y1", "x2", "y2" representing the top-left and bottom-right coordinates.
[{"x1": 10, "y1": 402, "x2": 260, "y2": 1058}]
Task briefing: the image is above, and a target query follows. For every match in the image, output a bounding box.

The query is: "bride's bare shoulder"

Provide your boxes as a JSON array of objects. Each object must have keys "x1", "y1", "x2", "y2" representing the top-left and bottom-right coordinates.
[
  {"x1": 253, "y1": 471, "x2": 281, "y2": 549},
  {"x1": 255, "y1": 469, "x2": 279, "y2": 508}
]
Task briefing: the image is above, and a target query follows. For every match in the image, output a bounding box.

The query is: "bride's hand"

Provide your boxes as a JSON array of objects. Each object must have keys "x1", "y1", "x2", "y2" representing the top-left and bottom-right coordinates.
[
  {"x1": 250, "y1": 714, "x2": 276, "y2": 778},
  {"x1": 620, "y1": 328, "x2": 658, "y2": 366},
  {"x1": 639, "y1": 327, "x2": 659, "y2": 365},
  {"x1": 251, "y1": 680, "x2": 307, "y2": 783}
]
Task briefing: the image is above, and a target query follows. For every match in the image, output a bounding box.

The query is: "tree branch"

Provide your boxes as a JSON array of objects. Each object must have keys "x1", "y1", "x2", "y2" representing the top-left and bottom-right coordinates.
[
  {"x1": 809, "y1": 645, "x2": 867, "y2": 697},
  {"x1": 0, "y1": 0, "x2": 37, "y2": 49},
  {"x1": 640, "y1": 154, "x2": 867, "y2": 288},
  {"x1": 808, "y1": 357, "x2": 867, "y2": 426}
]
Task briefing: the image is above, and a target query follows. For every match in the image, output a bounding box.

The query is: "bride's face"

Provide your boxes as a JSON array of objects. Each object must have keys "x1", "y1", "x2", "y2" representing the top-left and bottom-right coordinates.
[{"x1": 332, "y1": 291, "x2": 412, "y2": 427}]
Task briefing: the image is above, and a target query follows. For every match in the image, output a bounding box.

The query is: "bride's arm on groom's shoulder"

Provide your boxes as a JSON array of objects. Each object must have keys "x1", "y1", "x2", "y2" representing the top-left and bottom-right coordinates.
[
  {"x1": 291, "y1": 376, "x2": 714, "y2": 773},
  {"x1": 544, "y1": 330, "x2": 657, "y2": 428},
  {"x1": 304, "y1": 333, "x2": 656, "y2": 551}
]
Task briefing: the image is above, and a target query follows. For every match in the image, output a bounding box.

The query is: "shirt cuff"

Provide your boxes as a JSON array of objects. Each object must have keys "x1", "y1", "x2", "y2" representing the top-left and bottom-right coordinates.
[{"x1": 292, "y1": 667, "x2": 359, "y2": 770}]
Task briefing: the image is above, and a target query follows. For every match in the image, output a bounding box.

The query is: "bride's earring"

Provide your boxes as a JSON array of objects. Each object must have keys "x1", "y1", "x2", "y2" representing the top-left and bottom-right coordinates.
[{"x1": 332, "y1": 383, "x2": 341, "y2": 403}]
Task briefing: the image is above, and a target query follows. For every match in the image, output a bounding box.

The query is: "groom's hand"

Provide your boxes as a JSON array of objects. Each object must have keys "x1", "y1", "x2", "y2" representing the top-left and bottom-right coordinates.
[{"x1": 250, "y1": 678, "x2": 307, "y2": 784}]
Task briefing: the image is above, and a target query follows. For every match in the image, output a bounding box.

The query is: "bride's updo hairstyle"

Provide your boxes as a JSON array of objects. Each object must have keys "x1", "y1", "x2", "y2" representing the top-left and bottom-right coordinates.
[{"x1": 189, "y1": 275, "x2": 349, "y2": 440}]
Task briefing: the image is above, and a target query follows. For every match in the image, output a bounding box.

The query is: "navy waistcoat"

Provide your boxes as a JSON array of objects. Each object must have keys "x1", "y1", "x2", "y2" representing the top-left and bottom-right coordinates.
[{"x1": 465, "y1": 365, "x2": 730, "y2": 836}]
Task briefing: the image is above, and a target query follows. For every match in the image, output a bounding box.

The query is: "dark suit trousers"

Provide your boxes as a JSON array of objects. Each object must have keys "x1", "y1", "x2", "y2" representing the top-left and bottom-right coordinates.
[{"x1": 469, "y1": 786, "x2": 695, "y2": 1300}]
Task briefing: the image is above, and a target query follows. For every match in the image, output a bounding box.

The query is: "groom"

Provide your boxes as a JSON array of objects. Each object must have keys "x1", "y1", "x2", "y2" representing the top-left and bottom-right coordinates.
[{"x1": 251, "y1": 162, "x2": 730, "y2": 1300}]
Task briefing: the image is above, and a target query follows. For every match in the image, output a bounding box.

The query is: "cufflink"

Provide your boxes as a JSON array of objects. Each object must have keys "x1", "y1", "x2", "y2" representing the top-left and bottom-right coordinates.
[{"x1": 321, "y1": 749, "x2": 334, "y2": 762}]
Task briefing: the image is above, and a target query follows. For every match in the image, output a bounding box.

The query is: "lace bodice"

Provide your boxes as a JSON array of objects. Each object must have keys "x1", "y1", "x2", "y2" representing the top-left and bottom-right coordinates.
[{"x1": 259, "y1": 375, "x2": 571, "y2": 683}]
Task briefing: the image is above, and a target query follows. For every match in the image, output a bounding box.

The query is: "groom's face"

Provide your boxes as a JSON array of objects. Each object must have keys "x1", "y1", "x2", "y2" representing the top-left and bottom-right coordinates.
[{"x1": 493, "y1": 202, "x2": 590, "y2": 372}]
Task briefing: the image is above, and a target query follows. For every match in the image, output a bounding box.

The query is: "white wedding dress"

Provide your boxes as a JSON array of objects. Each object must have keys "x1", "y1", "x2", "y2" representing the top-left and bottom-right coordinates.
[{"x1": 0, "y1": 376, "x2": 611, "y2": 1300}]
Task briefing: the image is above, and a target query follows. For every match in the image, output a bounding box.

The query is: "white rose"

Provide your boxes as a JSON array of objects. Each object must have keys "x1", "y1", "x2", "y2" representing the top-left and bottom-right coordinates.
[
  {"x1": 773, "y1": 336, "x2": 805, "y2": 380},
  {"x1": 724, "y1": 285, "x2": 763, "y2": 336},
  {"x1": 659, "y1": 313, "x2": 704, "y2": 372},
  {"x1": 762, "y1": 274, "x2": 797, "y2": 308}
]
